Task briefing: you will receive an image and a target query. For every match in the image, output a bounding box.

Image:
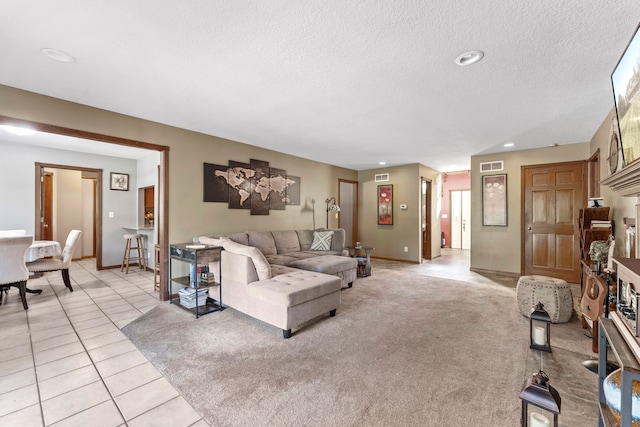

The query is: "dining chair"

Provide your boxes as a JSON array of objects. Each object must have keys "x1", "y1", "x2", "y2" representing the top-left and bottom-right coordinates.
[
  {"x1": 0, "y1": 235, "x2": 34, "y2": 309},
  {"x1": 26, "y1": 230, "x2": 82, "y2": 292}
]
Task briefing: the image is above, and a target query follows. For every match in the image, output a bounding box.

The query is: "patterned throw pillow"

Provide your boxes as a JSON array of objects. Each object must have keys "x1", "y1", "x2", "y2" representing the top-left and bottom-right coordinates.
[{"x1": 310, "y1": 230, "x2": 334, "y2": 251}]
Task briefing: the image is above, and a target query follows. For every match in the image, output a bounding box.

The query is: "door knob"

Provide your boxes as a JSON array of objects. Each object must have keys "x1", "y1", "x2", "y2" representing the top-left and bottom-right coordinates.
[{"x1": 528, "y1": 226, "x2": 532, "y2": 230}]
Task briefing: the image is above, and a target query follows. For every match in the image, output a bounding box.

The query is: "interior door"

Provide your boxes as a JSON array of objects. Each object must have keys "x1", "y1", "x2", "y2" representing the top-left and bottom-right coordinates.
[
  {"x1": 422, "y1": 178, "x2": 432, "y2": 260},
  {"x1": 523, "y1": 161, "x2": 585, "y2": 282},
  {"x1": 42, "y1": 172, "x2": 53, "y2": 240},
  {"x1": 461, "y1": 190, "x2": 470, "y2": 249},
  {"x1": 450, "y1": 190, "x2": 470, "y2": 249},
  {"x1": 338, "y1": 179, "x2": 358, "y2": 246},
  {"x1": 451, "y1": 190, "x2": 462, "y2": 248}
]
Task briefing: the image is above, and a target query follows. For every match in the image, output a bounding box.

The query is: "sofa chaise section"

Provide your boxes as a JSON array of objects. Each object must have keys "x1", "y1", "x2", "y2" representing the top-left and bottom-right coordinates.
[{"x1": 220, "y1": 248, "x2": 341, "y2": 338}]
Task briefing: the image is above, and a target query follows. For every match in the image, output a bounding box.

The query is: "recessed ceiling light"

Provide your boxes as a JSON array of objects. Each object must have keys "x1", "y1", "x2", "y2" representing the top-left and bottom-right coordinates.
[
  {"x1": 504, "y1": 143, "x2": 514, "y2": 147},
  {"x1": 40, "y1": 48, "x2": 75, "y2": 63},
  {"x1": 1, "y1": 125, "x2": 36, "y2": 136},
  {"x1": 455, "y1": 50, "x2": 484, "y2": 66},
  {"x1": 379, "y1": 161, "x2": 386, "y2": 165}
]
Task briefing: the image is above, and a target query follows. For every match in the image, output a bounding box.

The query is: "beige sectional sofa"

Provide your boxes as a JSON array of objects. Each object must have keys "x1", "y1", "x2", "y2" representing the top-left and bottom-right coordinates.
[{"x1": 198, "y1": 229, "x2": 357, "y2": 338}]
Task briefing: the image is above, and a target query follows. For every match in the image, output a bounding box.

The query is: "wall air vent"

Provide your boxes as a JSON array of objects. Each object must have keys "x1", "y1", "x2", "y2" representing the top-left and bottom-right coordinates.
[
  {"x1": 375, "y1": 173, "x2": 389, "y2": 182},
  {"x1": 480, "y1": 161, "x2": 504, "y2": 172}
]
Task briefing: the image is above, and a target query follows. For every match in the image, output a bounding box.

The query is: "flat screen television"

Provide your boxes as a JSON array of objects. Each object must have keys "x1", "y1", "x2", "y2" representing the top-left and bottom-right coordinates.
[{"x1": 612, "y1": 22, "x2": 640, "y2": 167}]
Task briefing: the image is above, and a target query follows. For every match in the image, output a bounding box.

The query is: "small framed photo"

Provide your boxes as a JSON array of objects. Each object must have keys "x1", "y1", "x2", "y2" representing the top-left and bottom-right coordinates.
[{"x1": 110, "y1": 172, "x2": 129, "y2": 191}]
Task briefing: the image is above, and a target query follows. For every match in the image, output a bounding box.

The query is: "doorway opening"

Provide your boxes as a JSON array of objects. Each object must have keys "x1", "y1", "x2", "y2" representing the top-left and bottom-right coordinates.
[
  {"x1": 0, "y1": 115, "x2": 171, "y2": 301},
  {"x1": 36, "y1": 164, "x2": 101, "y2": 264}
]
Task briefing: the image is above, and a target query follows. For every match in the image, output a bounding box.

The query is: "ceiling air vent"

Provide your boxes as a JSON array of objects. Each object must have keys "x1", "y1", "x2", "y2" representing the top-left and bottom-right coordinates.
[
  {"x1": 375, "y1": 173, "x2": 389, "y2": 182},
  {"x1": 480, "y1": 161, "x2": 503, "y2": 172}
]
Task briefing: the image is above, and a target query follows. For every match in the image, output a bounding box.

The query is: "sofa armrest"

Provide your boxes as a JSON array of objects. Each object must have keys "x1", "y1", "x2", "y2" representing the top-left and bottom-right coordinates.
[{"x1": 221, "y1": 251, "x2": 259, "y2": 285}]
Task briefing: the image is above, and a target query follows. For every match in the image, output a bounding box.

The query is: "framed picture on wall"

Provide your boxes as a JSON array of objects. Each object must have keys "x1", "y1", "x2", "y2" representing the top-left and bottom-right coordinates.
[
  {"x1": 377, "y1": 184, "x2": 393, "y2": 225},
  {"x1": 482, "y1": 174, "x2": 507, "y2": 226},
  {"x1": 110, "y1": 172, "x2": 129, "y2": 191}
]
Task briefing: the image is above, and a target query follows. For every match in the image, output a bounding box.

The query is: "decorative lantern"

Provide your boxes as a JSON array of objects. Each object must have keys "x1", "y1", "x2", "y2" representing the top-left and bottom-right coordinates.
[
  {"x1": 520, "y1": 371, "x2": 561, "y2": 427},
  {"x1": 530, "y1": 302, "x2": 552, "y2": 353}
]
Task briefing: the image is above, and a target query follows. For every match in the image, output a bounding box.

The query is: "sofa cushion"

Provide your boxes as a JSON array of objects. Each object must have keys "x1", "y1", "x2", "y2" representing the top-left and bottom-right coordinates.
[
  {"x1": 271, "y1": 230, "x2": 301, "y2": 254},
  {"x1": 247, "y1": 270, "x2": 341, "y2": 306},
  {"x1": 265, "y1": 254, "x2": 298, "y2": 266},
  {"x1": 222, "y1": 240, "x2": 271, "y2": 281},
  {"x1": 247, "y1": 231, "x2": 277, "y2": 255},
  {"x1": 289, "y1": 255, "x2": 357, "y2": 276},
  {"x1": 270, "y1": 264, "x2": 300, "y2": 276},
  {"x1": 310, "y1": 230, "x2": 334, "y2": 251},
  {"x1": 296, "y1": 229, "x2": 315, "y2": 251}
]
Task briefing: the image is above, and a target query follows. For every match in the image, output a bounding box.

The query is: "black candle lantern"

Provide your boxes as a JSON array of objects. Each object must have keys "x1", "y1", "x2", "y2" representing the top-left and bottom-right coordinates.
[
  {"x1": 520, "y1": 371, "x2": 561, "y2": 427},
  {"x1": 530, "y1": 302, "x2": 552, "y2": 353}
]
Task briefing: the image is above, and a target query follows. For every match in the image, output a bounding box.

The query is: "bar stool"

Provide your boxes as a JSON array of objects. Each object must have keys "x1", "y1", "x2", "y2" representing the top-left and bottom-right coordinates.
[
  {"x1": 121, "y1": 234, "x2": 146, "y2": 274},
  {"x1": 154, "y1": 244, "x2": 161, "y2": 291}
]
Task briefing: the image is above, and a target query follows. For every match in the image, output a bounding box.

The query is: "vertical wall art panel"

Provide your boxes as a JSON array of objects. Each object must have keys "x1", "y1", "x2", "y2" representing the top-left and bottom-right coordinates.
[
  {"x1": 269, "y1": 167, "x2": 287, "y2": 210},
  {"x1": 482, "y1": 174, "x2": 507, "y2": 226},
  {"x1": 250, "y1": 159, "x2": 270, "y2": 215},
  {"x1": 285, "y1": 175, "x2": 300, "y2": 206},
  {"x1": 203, "y1": 163, "x2": 230, "y2": 202},
  {"x1": 227, "y1": 161, "x2": 252, "y2": 209},
  {"x1": 377, "y1": 184, "x2": 393, "y2": 225}
]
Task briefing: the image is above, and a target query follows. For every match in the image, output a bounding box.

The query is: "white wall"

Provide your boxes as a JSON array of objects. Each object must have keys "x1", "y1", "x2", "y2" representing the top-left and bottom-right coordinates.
[{"x1": 0, "y1": 138, "x2": 138, "y2": 267}]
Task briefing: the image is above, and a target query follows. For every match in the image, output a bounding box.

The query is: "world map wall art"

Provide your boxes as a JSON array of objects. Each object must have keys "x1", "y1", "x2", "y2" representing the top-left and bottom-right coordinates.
[{"x1": 203, "y1": 159, "x2": 301, "y2": 215}]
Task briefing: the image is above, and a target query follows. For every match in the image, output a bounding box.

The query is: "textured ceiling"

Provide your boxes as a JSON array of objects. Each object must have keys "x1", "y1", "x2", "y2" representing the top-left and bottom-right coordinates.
[{"x1": 1, "y1": 1, "x2": 639, "y2": 171}]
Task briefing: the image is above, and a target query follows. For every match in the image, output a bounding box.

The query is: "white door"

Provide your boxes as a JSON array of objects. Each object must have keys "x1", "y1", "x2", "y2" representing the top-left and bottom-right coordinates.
[
  {"x1": 461, "y1": 190, "x2": 470, "y2": 250},
  {"x1": 451, "y1": 190, "x2": 462, "y2": 249},
  {"x1": 450, "y1": 190, "x2": 471, "y2": 249}
]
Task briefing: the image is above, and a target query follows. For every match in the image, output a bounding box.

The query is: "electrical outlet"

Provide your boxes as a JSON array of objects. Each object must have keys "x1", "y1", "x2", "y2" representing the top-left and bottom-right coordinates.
[
  {"x1": 108, "y1": 211, "x2": 114, "y2": 218},
  {"x1": 403, "y1": 246, "x2": 408, "y2": 252}
]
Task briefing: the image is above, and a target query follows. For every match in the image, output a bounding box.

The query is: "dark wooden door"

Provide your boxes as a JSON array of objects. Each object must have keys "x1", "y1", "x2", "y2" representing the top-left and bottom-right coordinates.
[
  {"x1": 42, "y1": 173, "x2": 53, "y2": 240},
  {"x1": 422, "y1": 178, "x2": 432, "y2": 260},
  {"x1": 523, "y1": 161, "x2": 585, "y2": 283}
]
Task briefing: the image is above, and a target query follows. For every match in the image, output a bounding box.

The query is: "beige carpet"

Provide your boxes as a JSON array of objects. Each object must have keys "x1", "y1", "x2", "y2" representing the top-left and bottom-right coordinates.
[{"x1": 122, "y1": 269, "x2": 540, "y2": 426}]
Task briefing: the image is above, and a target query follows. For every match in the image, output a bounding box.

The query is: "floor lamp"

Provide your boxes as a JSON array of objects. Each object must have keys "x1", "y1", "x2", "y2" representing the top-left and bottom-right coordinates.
[{"x1": 325, "y1": 197, "x2": 340, "y2": 228}]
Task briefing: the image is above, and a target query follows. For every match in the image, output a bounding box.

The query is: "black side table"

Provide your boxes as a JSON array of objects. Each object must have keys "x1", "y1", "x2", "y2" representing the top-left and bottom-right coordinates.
[{"x1": 346, "y1": 246, "x2": 374, "y2": 277}]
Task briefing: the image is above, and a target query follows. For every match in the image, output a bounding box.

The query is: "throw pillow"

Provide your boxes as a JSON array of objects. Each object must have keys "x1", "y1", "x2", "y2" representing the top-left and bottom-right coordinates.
[
  {"x1": 222, "y1": 240, "x2": 272, "y2": 281},
  {"x1": 310, "y1": 230, "x2": 334, "y2": 251},
  {"x1": 198, "y1": 236, "x2": 229, "y2": 247}
]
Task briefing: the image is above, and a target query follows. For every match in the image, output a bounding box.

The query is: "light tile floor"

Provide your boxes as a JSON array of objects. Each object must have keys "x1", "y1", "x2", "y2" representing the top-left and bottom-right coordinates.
[{"x1": 0, "y1": 259, "x2": 209, "y2": 427}]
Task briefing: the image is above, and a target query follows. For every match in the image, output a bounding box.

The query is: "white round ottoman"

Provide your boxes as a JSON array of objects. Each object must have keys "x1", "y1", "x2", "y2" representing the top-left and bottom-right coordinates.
[{"x1": 516, "y1": 275, "x2": 573, "y2": 323}]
